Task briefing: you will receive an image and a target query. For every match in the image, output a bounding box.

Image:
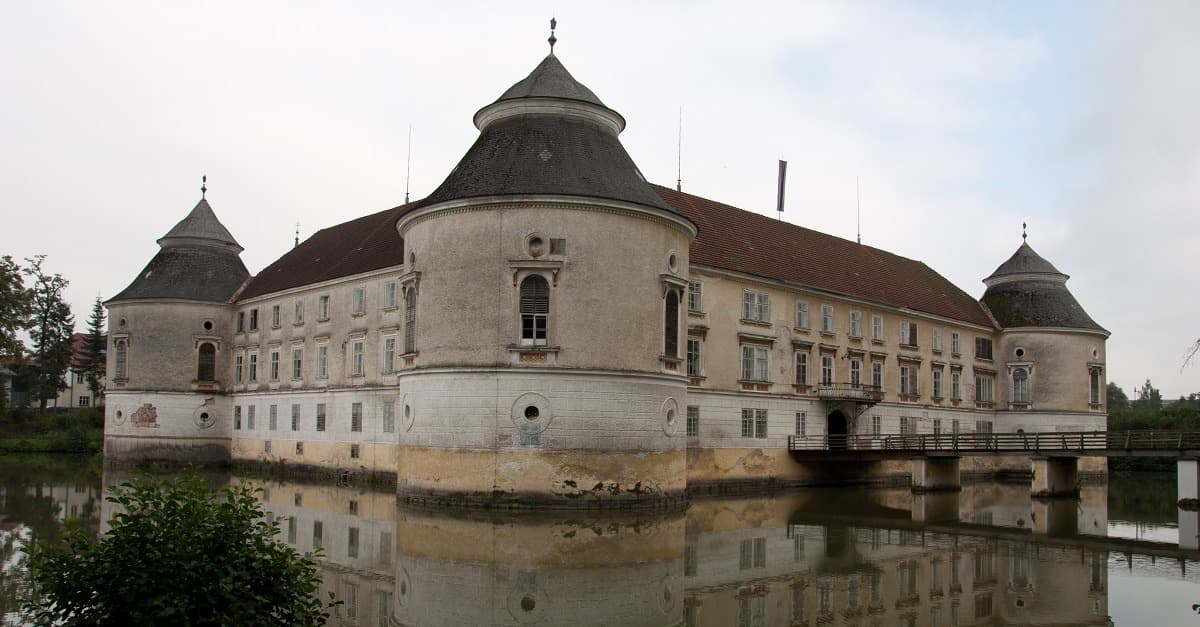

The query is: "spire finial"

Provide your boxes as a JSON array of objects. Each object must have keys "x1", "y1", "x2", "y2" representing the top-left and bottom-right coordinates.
[
  {"x1": 201, "y1": 174, "x2": 207, "y2": 199},
  {"x1": 1022, "y1": 221, "x2": 1027, "y2": 242},
  {"x1": 294, "y1": 222, "x2": 300, "y2": 248},
  {"x1": 548, "y1": 17, "x2": 557, "y2": 54}
]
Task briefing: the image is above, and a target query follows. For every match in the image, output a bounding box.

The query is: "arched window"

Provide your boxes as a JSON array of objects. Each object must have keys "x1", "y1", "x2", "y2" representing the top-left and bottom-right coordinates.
[
  {"x1": 519, "y1": 275, "x2": 549, "y2": 346},
  {"x1": 1012, "y1": 368, "x2": 1029, "y2": 404},
  {"x1": 404, "y1": 287, "x2": 417, "y2": 354},
  {"x1": 664, "y1": 290, "x2": 679, "y2": 358},
  {"x1": 114, "y1": 340, "x2": 128, "y2": 379},
  {"x1": 197, "y1": 342, "x2": 216, "y2": 382}
]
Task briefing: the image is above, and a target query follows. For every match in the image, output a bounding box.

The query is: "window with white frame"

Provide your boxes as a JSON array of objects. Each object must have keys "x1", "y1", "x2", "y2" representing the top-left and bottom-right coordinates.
[
  {"x1": 742, "y1": 290, "x2": 770, "y2": 322},
  {"x1": 197, "y1": 343, "x2": 216, "y2": 382},
  {"x1": 249, "y1": 309, "x2": 258, "y2": 332},
  {"x1": 932, "y1": 369, "x2": 944, "y2": 398},
  {"x1": 353, "y1": 287, "x2": 366, "y2": 315},
  {"x1": 384, "y1": 280, "x2": 398, "y2": 309},
  {"x1": 796, "y1": 301, "x2": 810, "y2": 329},
  {"x1": 237, "y1": 312, "x2": 245, "y2": 333},
  {"x1": 976, "y1": 420, "x2": 993, "y2": 433},
  {"x1": 900, "y1": 321, "x2": 918, "y2": 347},
  {"x1": 795, "y1": 412, "x2": 807, "y2": 437},
  {"x1": 849, "y1": 311, "x2": 862, "y2": 338},
  {"x1": 404, "y1": 286, "x2": 417, "y2": 354},
  {"x1": 951, "y1": 332, "x2": 961, "y2": 355},
  {"x1": 687, "y1": 280, "x2": 703, "y2": 312},
  {"x1": 78, "y1": 396, "x2": 89, "y2": 407},
  {"x1": 741, "y1": 408, "x2": 768, "y2": 438},
  {"x1": 686, "y1": 338, "x2": 702, "y2": 377},
  {"x1": 741, "y1": 345, "x2": 769, "y2": 381},
  {"x1": 900, "y1": 364, "x2": 919, "y2": 396},
  {"x1": 249, "y1": 353, "x2": 258, "y2": 382},
  {"x1": 235, "y1": 354, "x2": 243, "y2": 383},
  {"x1": 1089, "y1": 367, "x2": 1103, "y2": 406},
  {"x1": 383, "y1": 337, "x2": 396, "y2": 374},
  {"x1": 1012, "y1": 368, "x2": 1030, "y2": 404},
  {"x1": 291, "y1": 404, "x2": 300, "y2": 431},
  {"x1": 795, "y1": 351, "x2": 809, "y2": 385},
  {"x1": 351, "y1": 340, "x2": 364, "y2": 376},
  {"x1": 871, "y1": 361, "x2": 882, "y2": 389},
  {"x1": 975, "y1": 337, "x2": 994, "y2": 360},
  {"x1": 317, "y1": 343, "x2": 328, "y2": 379},
  {"x1": 871, "y1": 415, "x2": 881, "y2": 437},
  {"x1": 933, "y1": 419, "x2": 942, "y2": 436},
  {"x1": 383, "y1": 401, "x2": 395, "y2": 433},
  {"x1": 114, "y1": 339, "x2": 128, "y2": 379},
  {"x1": 664, "y1": 290, "x2": 680, "y2": 358},
  {"x1": 951, "y1": 370, "x2": 962, "y2": 399},
  {"x1": 315, "y1": 403, "x2": 326, "y2": 431},
  {"x1": 234, "y1": 406, "x2": 241, "y2": 430},
  {"x1": 871, "y1": 315, "x2": 883, "y2": 341},
  {"x1": 268, "y1": 404, "x2": 278, "y2": 430},
  {"x1": 318, "y1": 295, "x2": 330, "y2": 320},
  {"x1": 247, "y1": 406, "x2": 256, "y2": 430},
  {"x1": 975, "y1": 374, "x2": 995, "y2": 403},
  {"x1": 850, "y1": 358, "x2": 862, "y2": 386},
  {"x1": 292, "y1": 348, "x2": 302, "y2": 380},
  {"x1": 351, "y1": 402, "x2": 363, "y2": 432},
  {"x1": 900, "y1": 416, "x2": 912, "y2": 434},
  {"x1": 294, "y1": 300, "x2": 304, "y2": 324},
  {"x1": 686, "y1": 405, "x2": 699, "y2": 437},
  {"x1": 821, "y1": 305, "x2": 834, "y2": 333},
  {"x1": 820, "y1": 355, "x2": 834, "y2": 386},
  {"x1": 269, "y1": 349, "x2": 280, "y2": 381},
  {"x1": 519, "y1": 275, "x2": 549, "y2": 345},
  {"x1": 933, "y1": 328, "x2": 943, "y2": 352}
]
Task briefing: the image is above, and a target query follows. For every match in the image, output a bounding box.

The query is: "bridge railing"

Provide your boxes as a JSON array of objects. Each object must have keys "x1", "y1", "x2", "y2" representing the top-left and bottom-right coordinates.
[
  {"x1": 787, "y1": 431, "x2": 1200, "y2": 453},
  {"x1": 816, "y1": 383, "x2": 885, "y2": 403}
]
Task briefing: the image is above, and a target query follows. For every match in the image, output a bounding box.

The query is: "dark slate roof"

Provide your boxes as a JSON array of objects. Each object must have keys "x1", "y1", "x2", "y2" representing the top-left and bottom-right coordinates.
[
  {"x1": 981, "y1": 280, "x2": 1106, "y2": 332},
  {"x1": 110, "y1": 246, "x2": 249, "y2": 303},
  {"x1": 237, "y1": 203, "x2": 411, "y2": 300},
  {"x1": 159, "y1": 198, "x2": 241, "y2": 249},
  {"x1": 416, "y1": 115, "x2": 675, "y2": 213},
  {"x1": 985, "y1": 242, "x2": 1063, "y2": 280},
  {"x1": 654, "y1": 185, "x2": 997, "y2": 328},
  {"x1": 495, "y1": 54, "x2": 605, "y2": 107}
]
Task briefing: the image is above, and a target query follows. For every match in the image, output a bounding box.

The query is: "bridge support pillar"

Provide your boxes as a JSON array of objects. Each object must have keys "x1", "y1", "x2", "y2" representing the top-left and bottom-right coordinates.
[
  {"x1": 1032, "y1": 498, "x2": 1079, "y2": 536},
  {"x1": 911, "y1": 491, "x2": 960, "y2": 523},
  {"x1": 1177, "y1": 458, "x2": 1200, "y2": 506},
  {"x1": 911, "y1": 457, "x2": 960, "y2": 493},
  {"x1": 1031, "y1": 456, "x2": 1079, "y2": 498}
]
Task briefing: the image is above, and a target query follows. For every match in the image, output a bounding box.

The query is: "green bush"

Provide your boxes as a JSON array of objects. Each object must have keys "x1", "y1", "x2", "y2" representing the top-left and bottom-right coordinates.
[{"x1": 24, "y1": 472, "x2": 335, "y2": 626}]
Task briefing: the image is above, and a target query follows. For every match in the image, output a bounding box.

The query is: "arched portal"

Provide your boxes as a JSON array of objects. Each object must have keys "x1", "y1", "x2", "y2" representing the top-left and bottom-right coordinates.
[{"x1": 827, "y1": 410, "x2": 848, "y2": 450}]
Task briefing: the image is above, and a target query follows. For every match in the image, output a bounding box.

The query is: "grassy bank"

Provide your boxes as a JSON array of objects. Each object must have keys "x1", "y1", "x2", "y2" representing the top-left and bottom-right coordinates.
[{"x1": 0, "y1": 407, "x2": 104, "y2": 454}]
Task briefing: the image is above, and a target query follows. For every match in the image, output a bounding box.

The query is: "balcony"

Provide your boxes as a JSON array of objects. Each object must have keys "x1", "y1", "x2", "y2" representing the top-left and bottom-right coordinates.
[{"x1": 817, "y1": 382, "x2": 884, "y2": 403}]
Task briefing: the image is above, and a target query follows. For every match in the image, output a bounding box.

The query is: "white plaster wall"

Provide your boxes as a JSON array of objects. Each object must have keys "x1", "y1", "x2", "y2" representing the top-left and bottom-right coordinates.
[{"x1": 104, "y1": 390, "x2": 231, "y2": 461}]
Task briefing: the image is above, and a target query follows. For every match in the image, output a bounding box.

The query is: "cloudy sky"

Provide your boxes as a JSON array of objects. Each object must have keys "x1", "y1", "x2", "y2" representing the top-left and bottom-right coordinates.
[{"x1": 1, "y1": 1, "x2": 1196, "y2": 397}]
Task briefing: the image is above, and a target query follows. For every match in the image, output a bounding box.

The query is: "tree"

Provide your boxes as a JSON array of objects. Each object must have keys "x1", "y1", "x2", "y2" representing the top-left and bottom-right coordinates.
[
  {"x1": 0, "y1": 255, "x2": 33, "y2": 415},
  {"x1": 80, "y1": 296, "x2": 106, "y2": 401},
  {"x1": 24, "y1": 473, "x2": 335, "y2": 626},
  {"x1": 1106, "y1": 382, "x2": 1130, "y2": 410},
  {"x1": 23, "y1": 255, "x2": 74, "y2": 411},
  {"x1": 1134, "y1": 378, "x2": 1163, "y2": 410}
]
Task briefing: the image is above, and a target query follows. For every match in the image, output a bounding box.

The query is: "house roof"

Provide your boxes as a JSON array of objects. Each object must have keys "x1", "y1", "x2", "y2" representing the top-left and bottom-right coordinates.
[
  {"x1": 110, "y1": 246, "x2": 249, "y2": 304},
  {"x1": 237, "y1": 203, "x2": 412, "y2": 300},
  {"x1": 158, "y1": 198, "x2": 242, "y2": 251},
  {"x1": 68, "y1": 332, "x2": 107, "y2": 368},
  {"x1": 984, "y1": 241, "x2": 1064, "y2": 281},
  {"x1": 495, "y1": 54, "x2": 606, "y2": 108},
  {"x1": 980, "y1": 240, "x2": 1105, "y2": 333},
  {"x1": 653, "y1": 185, "x2": 997, "y2": 328}
]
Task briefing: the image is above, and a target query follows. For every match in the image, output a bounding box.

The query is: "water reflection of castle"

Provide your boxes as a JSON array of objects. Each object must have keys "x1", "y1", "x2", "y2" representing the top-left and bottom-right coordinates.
[{"x1": 211, "y1": 475, "x2": 1118, "y2": 627}]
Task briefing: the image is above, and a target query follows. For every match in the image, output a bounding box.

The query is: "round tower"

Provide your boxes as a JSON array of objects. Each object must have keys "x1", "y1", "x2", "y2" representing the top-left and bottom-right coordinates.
[
  {"x1": 104, "y1": 188, "x2": 248, "y2": 462},
  {"x1": 980, "y1": 237, "x2": 1108, "y2": 430},
  {"x1": 393, "y1": 47, "x2": 696, "y2": 507}
]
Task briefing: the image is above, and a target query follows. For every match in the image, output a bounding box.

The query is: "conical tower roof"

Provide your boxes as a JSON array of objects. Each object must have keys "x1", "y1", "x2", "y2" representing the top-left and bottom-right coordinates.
[
  {"x1": 157, "y1": 198, "x2": 243, "y2": 252},
  {"x1": 495, "y1": 54, "x2": 606, "y2": 108},
  {"x1": 984, "y1": 241, "x2": 1064, "y2": 282},
  {"x1": 980, "y1": 239, "x2": 1106, "y2": 333}
]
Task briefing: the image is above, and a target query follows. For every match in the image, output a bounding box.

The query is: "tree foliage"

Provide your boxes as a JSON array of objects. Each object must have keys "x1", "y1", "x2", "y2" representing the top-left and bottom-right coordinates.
[
  {"x1": 23, "y1": 255, "x2": 74, "y2": 411},
  {"x1": 0, "y1": 255, "x2": 34, "y2": 415},
  {"x1": 1133, "y1": 378, "x2": 1163, "y2": 410},
  {"x1": 24, "y1": 472, "x2": 334, "y2": 626},
  {"x1": 81, "y1": 296, "x2": 106, "y2": 401},
  {"x1": 1106, "y1": 382, "x2": 1130, "y2": 410}
]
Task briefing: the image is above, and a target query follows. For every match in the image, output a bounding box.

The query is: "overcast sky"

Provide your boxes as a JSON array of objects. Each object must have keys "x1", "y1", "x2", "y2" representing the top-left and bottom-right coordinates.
[{"x1": 1, "y1": 2, "x2": 1196, "y2": 397}]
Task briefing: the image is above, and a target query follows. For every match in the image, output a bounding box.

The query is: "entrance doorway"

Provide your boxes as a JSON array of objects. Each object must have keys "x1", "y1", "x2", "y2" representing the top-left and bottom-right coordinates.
[{"x1": 827, "y1": 411, "x2": 848, "y2": 450}]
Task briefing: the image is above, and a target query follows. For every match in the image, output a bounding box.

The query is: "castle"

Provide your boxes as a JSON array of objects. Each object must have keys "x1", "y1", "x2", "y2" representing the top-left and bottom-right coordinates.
[{"x1": 103, "y1": 43, "x2": 1108, "y2": 508}]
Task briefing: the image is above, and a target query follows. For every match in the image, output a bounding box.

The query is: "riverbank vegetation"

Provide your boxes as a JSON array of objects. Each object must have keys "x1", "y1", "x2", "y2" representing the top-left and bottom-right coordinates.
[
  {"x1": 1107, "y1": 381, "x2": 1200, "y2": 472},
  {"x1": 0, "y1": 407, "x2": 103, "y2": 454}
]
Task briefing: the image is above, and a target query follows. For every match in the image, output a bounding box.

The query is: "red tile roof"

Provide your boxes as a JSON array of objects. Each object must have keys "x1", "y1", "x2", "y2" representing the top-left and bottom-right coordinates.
[
  {"x1": 235, "y1": 187, "x2": 995, "y2": 328},
  {"x1": 653, "y1": 185, "x2": 995, "y2": 328}
]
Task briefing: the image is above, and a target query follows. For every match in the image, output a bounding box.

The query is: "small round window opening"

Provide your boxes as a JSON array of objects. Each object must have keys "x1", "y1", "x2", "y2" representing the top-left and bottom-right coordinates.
[
  {"x1": 1091, "y1": 348, "x2": 1100, "y2": 359},
  {"x1": 200, "y1": 412, "x2": 209, "y2": 421},
  {"x1": 524, "y1": 405, "x2": 540, "y2": 420},
  {"x1": 1015, "y1": 347, "x2": 1025, "y2": 358},
  {"x1": 521, "y1": 597, "x2": 536, "y2": 612},
  {"x1": 203, "y1": 320, "x2": 213, "y2": 331},
  {"x1": 666, "y1": 408, "x2": 676, "y2": 426},
  {"x1": 667, "y1": 253, "x2": 678, "y2": 273}
]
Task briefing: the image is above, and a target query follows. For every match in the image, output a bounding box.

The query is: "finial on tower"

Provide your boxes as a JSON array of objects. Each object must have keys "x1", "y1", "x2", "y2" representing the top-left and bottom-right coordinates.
[
  {"x1": 1022, "y1": 221, "x2": 1027, "y2": 242},
  {"x1": 548, "y1": 17, "x2": 557, "y2": 54},
  {"x1": 294, "y1": 222, "x2": 300, "y2": 248},
  {"x1": 201, "y1": 175, "x2": 207, "y2": 199}
]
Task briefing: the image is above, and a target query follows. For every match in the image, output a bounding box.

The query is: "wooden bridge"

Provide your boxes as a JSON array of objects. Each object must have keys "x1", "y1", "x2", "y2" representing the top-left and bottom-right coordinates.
[{"x1": 788, "y1": 430, "x2": 1200, "y2": 461}]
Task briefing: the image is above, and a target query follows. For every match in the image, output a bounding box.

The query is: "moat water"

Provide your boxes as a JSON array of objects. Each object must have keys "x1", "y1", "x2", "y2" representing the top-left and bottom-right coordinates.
[{"x1": 1, "y1": 456, "x2": 1197, "y2": 626}]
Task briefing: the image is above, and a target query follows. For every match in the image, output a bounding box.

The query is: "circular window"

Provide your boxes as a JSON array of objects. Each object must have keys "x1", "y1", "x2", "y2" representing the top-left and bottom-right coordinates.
[
  {"x1": 203, "y1": 320, "x2": 213, "y2": 331},
  {"x1": 194, "y1": 406, "x2": 217, "y2": 429},
  {"x1": 666, "y1": 408, "x2": 676, "y2": 426},
  {"x1": 1015, "y1": 347, "x2": 1025, "y2": 358},
  {"x1": 661, "y1": 397, "x2": 680, "y2": 436},
  {"x1": 521, "y1": 597, "x2": 536, "y2": 612},
  {"x1": 400, "y1": 393, "x2": 416, "y2": 432},
  {"x1": 113, "y1": 409, "x2": 126, "y2": 425},
  {"x1": 1091, "y1": 348, "x2": 1099, "y2": 359},
  {"x1": 524, "y1": 405, "x2": 540, "y2": 420},
  {"x1": 510, "y1": 392, "x2": 553, "y2": 434},
  {"x1": 525, "y1": 233, "x2": 546, "y2": 258},
  {"x1": 667, "y1": 251, "x2": 679, "y2": 273}
]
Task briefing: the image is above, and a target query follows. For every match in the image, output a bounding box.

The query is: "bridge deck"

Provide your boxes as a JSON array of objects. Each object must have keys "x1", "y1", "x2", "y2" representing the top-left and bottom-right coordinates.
[{"x1": 789, "y1": 431, "x2": 1200, "y2": 461}]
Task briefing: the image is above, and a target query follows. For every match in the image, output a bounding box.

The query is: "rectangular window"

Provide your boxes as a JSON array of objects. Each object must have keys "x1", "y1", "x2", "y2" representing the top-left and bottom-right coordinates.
[
  {"x1": 316, "y1": 403, "x2": 326, "y2": 432},
  {"x1": 348, "y1": 526, "x2": 359, "y2": 558},
  {"x1": 237, "y1": 311, "x2": 245, "y2": 333},
  {"x1": 742, "y1": 290, "x2": 770, "y2": 322},
  {"x1": 795, "y1": 412, "x2": 806, "y2": 437},
  {"x1": 291, "y1": 404, "x2": 300, "y2": 431},
  {"x1": 933, "y1": 418, "x2": 942, "y2": 436},
  {"x1": 268, "y1": 404, "x2": 278, "y2": 430},
  {"x1": 353, "y1": 287, "x2": 365, "y2": 314},
  {"x1": 404, "y1": 286, "x2": 417, "y2": 354},
  {"x1": 318, "y1": 295, "x2": 330, "y2": 320},
  {"x1": 849, "y1": 311, "x2": 862, "y2": 337},
  {"x1": 269, "y1": 350, "x2": 280, "y2": 381},
  {"x1": 932, "y1": 369, "x2": 944, "y2": 398},
  {"x1": 900, "y1": 364, "x2": 919, "y2": 396},
  {"x1": 287, "y1": 516, "x2": 297, "y2": 544},
  {"x1": 264, "y1": 440, "x2": 272, "y2": 453},
  {"x1": 383, "y1": 401, "x2": 396, "y2": 433},
  {"x1": 234, "y1": 406, "x2": 242, "y2": 430},
  {"x1": 687, "y1": 280, "x2": 703, "y2": 312},
  {"x1": 872, "y1": 415, "x2": 881, "y2": 437},
  {"x1": 933, "y1": 328, "x2": 943, "y2": 351},
  {"x1": 247, "y1": 406, "x2": 256, "y2": 430},
  {"x1": 271, "y1": 304, "x2": 280, "y2": 328},
  {"x1": 872, "y1": 361, "x2": 882, "y2": 389},
  {"x1": 380, "y1": 532, "x2": 393, "y2": 565},
  {"x1": 317, "y1": 344, "x2": 328, "y2": 379},
  {"x1": 900, "y1": 321, "x2": 918, "y2": 347},
  {"x1": 249, "y1": 353, "x2": 258, "y2": 382},
  {"x1": 740, "y1": 345, "x2": 769, "y2": 381},
  {"x1": 78, "y1": 396, "x2": 89, "y2": 406},
  {"x1": 350, "y1": 443, "x2": 361, "y2": 459},
  {"x1": 951, "y1": 331, "x2": 961, "y2": 355},
  {"x1": 900, "y1": 416, "x2": 912, "y2": 434},
  {"x1": 352, "y1": 340, "x2": 364, "y2": 376},
  {"x1": 249, "y1": 309, "x2": 258, "y2": 331},
  {"x1": 351, "y1": 402, "x2": 363, "y2": 432},
  {"x1": 850, "y1": 358, "x2": 862, "y2": 386},
  {"x1": 294, "y1": 300, "x2": 304, "y2": 324},
  {"x1": 686, "y1": 405, "x2": 699, "y2": 437},
  {"x1": 1089, "y1": 367, "x2": 1103, "y2": 405},
  {"x1": 292, "y1": 348, "x2": 303, "y2": 380},
  {"x1": 235, "y1": 354, "x2": 244, "y2": 383},
  {"x1": 295, "y1": 441, "x2": 303, "y2": 456},
  {"x1": 975, "y1": 375, "x2": 995, "y2": 403},
  {"x1": 951, "y1": 371, "x2": 962, "y2": 399},
  {"x1": 741, "y1": 408, "x2": 768, "y2": 438},
  {"x1": 821, "y1": 304, "x2": 834, "y2": 333},
  {"x1": 975, "y1": 337, "x2": 994, "y2": 360},
  {"x1": 384, "y1": 280, "x2": 398, "y2": 309},
  {"x1": 312, "y1": 520, "x2": 323, "y2": 549},
  {"x1": 686, "y1": 338, "x2": 702, "y2": 377},
  {"x1": 795, "y1": 352, "x2": 809, "y2": 385},
  {"x1": 820, "y1": 355, "x2": 834, "y2": 386},
  {"x1": 383, "y1": 337, "x2": 397, "y2": 374},
  {"x1": 796, "y1": 301, "x2": 809, "y2": 329},
  {"x1": 871, "y1": 315, "x2": 883, "y2": 341}
]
